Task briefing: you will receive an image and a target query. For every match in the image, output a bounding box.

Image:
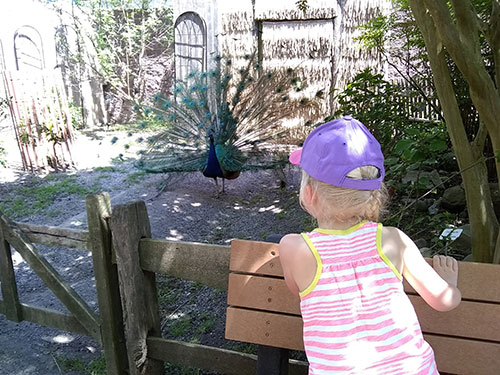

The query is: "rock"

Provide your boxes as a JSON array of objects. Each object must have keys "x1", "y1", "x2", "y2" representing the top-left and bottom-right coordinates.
[
  {"x1": 441, "y1": 185, "x2": 466, "y2": 213},
  {"x1": 462, "y1": 254, "x2": 473, "y2": 262},
  {"x1": 414, "y1": 238, "x2": 428, "y2": 249},
  {"x1": 450, "y1": 224, "x2": 471, "y2": 256},
  {"x1": 401, "y1": 169, "x2": 443, "y2": 188},
  {"x1": 428, "y1": 198, "x2": 441, "y2": 215},
  {"x1": 413, "y1": 200, "x2": 429, "y2": 213},
  {"x1": 266, "y1": 234, "x2": 283, "y2": 244},
  {"x1": 420, "y1": 247, "x2": 434, "y2": 257},
  {"x1": 440, "y1": 152, "x2": 459, "y2": 172}
]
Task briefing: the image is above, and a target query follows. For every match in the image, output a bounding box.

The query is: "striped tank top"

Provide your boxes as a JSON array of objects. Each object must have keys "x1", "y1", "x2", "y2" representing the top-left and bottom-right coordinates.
[{"x1": 300, "y1": 221, "x2": 438, "y2": 375}]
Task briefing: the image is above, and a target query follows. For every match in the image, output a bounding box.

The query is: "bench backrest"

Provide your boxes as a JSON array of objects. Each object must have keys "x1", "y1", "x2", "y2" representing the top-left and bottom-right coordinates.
[{"x1": 225, "y1": 239, "x2": 500, "y2": 375}]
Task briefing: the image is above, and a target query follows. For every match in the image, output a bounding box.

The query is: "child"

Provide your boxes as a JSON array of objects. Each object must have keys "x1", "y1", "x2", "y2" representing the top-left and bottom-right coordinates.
[{"x1": 279, "y1": 116, "x2": 461, "y2": 374}]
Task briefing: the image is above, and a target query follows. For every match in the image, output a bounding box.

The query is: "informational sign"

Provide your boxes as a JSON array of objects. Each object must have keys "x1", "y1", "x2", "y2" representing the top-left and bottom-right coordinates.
[{"x1": 439, "y1": 228, "x2": 463, "y2": 242}]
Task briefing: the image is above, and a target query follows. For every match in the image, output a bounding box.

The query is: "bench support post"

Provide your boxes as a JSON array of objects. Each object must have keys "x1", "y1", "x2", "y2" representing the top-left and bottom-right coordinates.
[{"x1": 257, "y1": 345, "x2": 289, "y2": 375}]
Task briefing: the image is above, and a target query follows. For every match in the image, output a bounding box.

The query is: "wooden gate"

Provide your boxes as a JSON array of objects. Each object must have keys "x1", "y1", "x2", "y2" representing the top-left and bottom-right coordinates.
[{"x1": 0, "y1": 193, "x2": 128, "y2": 374}]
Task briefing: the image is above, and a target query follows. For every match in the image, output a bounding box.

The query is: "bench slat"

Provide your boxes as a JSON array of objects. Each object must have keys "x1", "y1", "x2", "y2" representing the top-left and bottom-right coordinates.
[
  {"x1": 231, "y1": 240, "x2": 500, "y2": 303},
  {"x1": 226, "y1": 306, "x2": 500, "y2": 375},
  {"x1": 425, "y1": 334, "x2": 500, "y2": 375},
  {"x1": 404, "y1": 259, "x2": 500, "y2": 303},
  {"x1": 227, "y1": 273, "x2": 301, "y2": 315},
  {"x1": 411, "y1": 295, "x2": 500, "y2": 342},
  {"x1": 225, "y1": 307, "x2": 304, "y2": 351},
  {"x1": 228, "y1": 272, "x2": 500, "y2": 343},
  {"x1": 230, "y1": 240, "x2": 282, "y2": 276}
]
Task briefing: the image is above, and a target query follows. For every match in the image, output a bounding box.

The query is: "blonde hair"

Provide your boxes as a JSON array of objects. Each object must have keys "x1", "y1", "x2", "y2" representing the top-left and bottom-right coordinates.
[{"x1": 300, "y1": 166, "x2": 388, "y2": 223}]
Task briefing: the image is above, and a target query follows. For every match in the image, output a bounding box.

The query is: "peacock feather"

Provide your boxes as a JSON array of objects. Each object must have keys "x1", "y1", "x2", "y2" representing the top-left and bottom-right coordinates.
[{"x1": 132, "y1": 53, "x2": 322, "y2": 194}]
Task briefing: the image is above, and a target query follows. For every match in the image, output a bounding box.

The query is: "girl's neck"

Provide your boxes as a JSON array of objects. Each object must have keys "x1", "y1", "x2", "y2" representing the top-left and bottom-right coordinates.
[{"x1": 316, "y1": 217, "x2": 364, "y2": 231}]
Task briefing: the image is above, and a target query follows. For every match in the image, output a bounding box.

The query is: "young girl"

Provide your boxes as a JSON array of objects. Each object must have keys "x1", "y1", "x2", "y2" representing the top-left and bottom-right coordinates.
[{"x1": 279, "y1": 116, "x2": 461, "y2": 375}]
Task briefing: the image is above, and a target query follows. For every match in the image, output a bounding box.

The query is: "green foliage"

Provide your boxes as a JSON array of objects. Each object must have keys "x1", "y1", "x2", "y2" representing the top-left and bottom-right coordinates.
[
  {"x1": 296, "y1": 0, "x2": 309, "y2": 13},
  {"x1": 55, "y1": 355, "x2": 106, "y2": 375},
  {"x1": 196, "y1": 312, "x2": 216, "y2": 335},
  {"x1": 0, "y1": 175, "x2": 99, "y2": 218},
  {"x1": 333, "y1": 68, "x2": 444, "y2": 157},
  {"x1": 49, "y1": 0, "x2": 173, "y2": 111},
  {"x1": 169, "y1": 316, "x2": 192, "y2": 337}
]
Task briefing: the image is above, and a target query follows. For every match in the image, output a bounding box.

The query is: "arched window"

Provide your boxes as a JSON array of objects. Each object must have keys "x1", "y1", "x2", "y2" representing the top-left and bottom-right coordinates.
[
  {"x1": 174, "y1": 12, "x2": 207, "y2": 82},
  {"x1": 14, "y1": 25, "x2": 45, "y2": 71}
]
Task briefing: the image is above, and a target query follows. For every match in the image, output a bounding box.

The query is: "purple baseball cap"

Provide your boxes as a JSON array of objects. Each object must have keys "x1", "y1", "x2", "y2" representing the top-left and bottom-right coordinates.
[{"x1": 289, "y1": 116, "x2": 385, "y2": 190}]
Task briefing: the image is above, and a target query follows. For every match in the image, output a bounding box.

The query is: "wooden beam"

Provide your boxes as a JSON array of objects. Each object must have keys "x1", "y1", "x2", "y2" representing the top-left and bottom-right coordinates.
[
  {"x1": 15, "y1": 222, "x2": 89, "y2": 250},
  {"x1": 0, "y1": 214, "x2": 23, "y2": 322},
  {"x1": 0, "y1": 214, "x2": 100, "y2": 341},
  {"x1": 111, "y1": 201, "x2": 163, "y2": 375},
  {"x1": 86, "y1": 193, "x2": 129, "y2": 375},
  {"x1": 146, "y1": 337, "x2": 308, "y2": 375},
  {"x1": 139, "y1": 239, "x2": 230, "y2": 290},
  {"x1": 20, "y1": 302, "x2": 88, "y2": 335}
]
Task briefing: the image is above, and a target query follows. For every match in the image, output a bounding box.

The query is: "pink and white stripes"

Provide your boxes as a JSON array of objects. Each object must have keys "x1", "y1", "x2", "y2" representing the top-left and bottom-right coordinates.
[{"x1": 300, "y1": 221, "x2": 438, "y2": 375}]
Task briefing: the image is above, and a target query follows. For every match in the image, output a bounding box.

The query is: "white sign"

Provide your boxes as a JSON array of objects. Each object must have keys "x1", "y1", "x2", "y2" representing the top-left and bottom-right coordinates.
[{"x1": 439, "y1": 228, "x2": 463, "y2": 241}]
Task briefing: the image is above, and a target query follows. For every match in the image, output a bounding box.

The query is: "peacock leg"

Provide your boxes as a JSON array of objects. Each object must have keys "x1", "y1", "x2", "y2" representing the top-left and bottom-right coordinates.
[
  {"x1": 222, "y1": 178, "x2": 225, "y2": 193},
  {"x1": 215, "y1": 178, "x2": 220, "y2": 197}
]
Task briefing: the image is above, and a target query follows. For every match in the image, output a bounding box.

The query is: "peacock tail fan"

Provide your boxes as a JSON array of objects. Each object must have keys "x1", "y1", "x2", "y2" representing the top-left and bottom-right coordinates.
[{"x1": 129, "y1": 52, "x2": 324, "y2": 176}]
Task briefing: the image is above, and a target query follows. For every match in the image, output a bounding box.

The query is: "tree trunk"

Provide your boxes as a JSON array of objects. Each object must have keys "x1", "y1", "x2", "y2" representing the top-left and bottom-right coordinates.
[{"x1": 409, "y1": 0, "x2": 499, "y2": 263}]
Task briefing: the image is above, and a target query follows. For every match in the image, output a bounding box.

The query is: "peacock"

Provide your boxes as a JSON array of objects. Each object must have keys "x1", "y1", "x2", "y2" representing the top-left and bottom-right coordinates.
[{"x1": 132, "y1": 53, "x2": 322, "y2": 196}]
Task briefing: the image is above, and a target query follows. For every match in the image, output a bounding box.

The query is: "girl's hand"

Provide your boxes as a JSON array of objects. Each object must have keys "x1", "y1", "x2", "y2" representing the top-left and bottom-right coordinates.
[{"x1": 432, "y1": 255, "x2": 459, "y2": 287}]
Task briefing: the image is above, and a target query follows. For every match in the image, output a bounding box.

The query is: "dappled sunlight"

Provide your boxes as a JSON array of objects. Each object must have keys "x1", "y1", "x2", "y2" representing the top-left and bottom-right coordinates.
[
  {"x1": 50, "y1": 333, "x2": 75, "y2": 344},
  {"x1": 166, "y1": 229, "x2": 184, "y2": 241},
  {"x1": 258, "y1": 204, "x2": 283, "y2": 214}
]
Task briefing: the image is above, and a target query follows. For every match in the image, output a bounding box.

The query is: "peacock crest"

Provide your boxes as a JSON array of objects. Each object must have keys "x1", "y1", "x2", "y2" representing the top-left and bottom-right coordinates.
[{"x1": 131, "y1": 53, "x2": 323, "y2": 195}]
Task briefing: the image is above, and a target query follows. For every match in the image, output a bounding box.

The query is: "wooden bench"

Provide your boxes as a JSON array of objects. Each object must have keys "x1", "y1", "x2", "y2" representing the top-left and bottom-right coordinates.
[{"x1": 226, "y1": 239, "x2": 500, "y2": 375}]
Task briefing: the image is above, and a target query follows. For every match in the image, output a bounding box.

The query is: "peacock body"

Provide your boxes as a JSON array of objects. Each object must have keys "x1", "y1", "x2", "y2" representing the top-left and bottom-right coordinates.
[{"x1": 133, "y1": 54, "x2": 321, "y2": 195}]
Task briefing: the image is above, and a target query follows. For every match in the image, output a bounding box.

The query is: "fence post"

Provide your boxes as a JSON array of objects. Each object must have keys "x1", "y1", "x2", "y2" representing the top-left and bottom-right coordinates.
[
  {"x1": 110, "y1": 200, "x2": 163, "y2": 375},
  {"x1": 0, "y1": 214, "x2": 23, "y2": 322},
  {"x1": 86, "y1": 193, "x2": 129, "y2": 375}
]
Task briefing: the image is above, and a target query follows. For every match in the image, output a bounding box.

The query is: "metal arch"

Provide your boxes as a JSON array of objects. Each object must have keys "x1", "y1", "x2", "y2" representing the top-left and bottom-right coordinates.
[
  {"x1": 0, "y1": 39, "x2": 6, "y2": 72},
  {"x1": 13, "y1": 25, "x2": 46, "y2": 71}
]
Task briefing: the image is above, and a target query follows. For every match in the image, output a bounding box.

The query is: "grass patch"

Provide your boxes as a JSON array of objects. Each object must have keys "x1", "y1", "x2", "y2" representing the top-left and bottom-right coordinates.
[
  {"x1": 196, "y1": 313, "x2": 216, "y2": 335},
  {"x1": 164, "y1": 362, "x2": 201, "y2": 375},
  {"x1": 93, "y1": 166, "x2": 118, "y2": 173},
  {"x1": 125, "y1": 170, "x2": 147, "y2": 184},
  {"x1": 0, "y1": 175, "x2": 99, "y2": 218},
  {"x1": 54, "y1": 355, "x2": 106, "y2": 375},
  {"x1": 169, "y1": 316, "x2": 192, "y2": 337}
]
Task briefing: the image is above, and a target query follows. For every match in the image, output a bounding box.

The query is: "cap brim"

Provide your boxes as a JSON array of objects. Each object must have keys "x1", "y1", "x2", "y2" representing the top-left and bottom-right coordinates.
[{"x1": 289, "y1": 148, "x2": 302, "y2": 165}]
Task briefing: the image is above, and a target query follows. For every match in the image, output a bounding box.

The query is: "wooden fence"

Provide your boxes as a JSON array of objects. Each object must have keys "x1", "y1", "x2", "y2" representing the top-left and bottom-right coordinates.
[
  {"x1": 0, "y1": 193, "x2": 307, "y2": 374},
  {"x1": 0, "y1": 193, "x2": 127, "y2": 374}
]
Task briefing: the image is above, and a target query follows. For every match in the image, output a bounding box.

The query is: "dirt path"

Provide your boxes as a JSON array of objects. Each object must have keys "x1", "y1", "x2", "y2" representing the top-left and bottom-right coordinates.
[{"x1": 0, "y1": 126, "x2": 308, "y2": 374}]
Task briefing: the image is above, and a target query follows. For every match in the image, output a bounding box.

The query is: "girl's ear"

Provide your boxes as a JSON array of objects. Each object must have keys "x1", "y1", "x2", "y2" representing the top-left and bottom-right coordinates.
[{"x1": 300, "y1": 182, "x2": 316, "y2": 216}]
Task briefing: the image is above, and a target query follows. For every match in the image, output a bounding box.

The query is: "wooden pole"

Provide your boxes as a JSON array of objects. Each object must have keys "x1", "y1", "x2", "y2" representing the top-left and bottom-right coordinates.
[
  {"x1": 86, "y1": 193, "x2": 129, "y2": 375},
  {"x1": 0, "y1": 213, "x2": 23, "y2": 322},
  {"x1": 110, "y1": 200, "x2": 163, "y2": 375}
]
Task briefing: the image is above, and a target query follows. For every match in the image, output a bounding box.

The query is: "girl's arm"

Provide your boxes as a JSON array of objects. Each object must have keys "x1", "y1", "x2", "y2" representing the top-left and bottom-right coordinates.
[
  {"x1": 388, "y1": 227, "x2": 462, "y2": 312},
  {"x1": 279, "y1": 233, "x2": 317, "y2": 295}
]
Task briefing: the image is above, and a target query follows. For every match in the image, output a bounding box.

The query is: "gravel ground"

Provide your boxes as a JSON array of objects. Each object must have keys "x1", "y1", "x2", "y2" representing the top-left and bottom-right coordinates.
[{"x1": 0, "y1": 124, "x2": 310, "y2": 374}]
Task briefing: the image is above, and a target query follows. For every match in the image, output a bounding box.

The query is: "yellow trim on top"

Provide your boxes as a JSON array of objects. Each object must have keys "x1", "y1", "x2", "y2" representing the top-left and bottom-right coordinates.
[
  {"x1": 313, "y1": 220, "x2": 368, "y2": 235},
  {"x1": 299, "y1": 233, "x2": 323, "y2": 298},
  {"x1": 376, "y1": 223, "x2": 402, "y2": 281}
]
